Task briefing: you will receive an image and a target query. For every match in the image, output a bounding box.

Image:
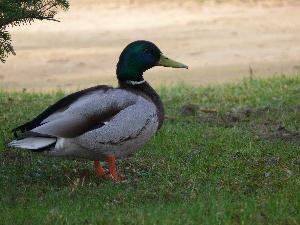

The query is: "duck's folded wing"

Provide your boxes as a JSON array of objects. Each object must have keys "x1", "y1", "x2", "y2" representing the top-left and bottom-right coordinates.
[
  {"x1": 12, "y1": 85, "x2": 111, "y2": 136},
  {"x1": 14, "y1": 88, "x2": 138, "y2": 138},
  {"x1": 74, "y1": 98, "x2": 158, "y2": 149}
]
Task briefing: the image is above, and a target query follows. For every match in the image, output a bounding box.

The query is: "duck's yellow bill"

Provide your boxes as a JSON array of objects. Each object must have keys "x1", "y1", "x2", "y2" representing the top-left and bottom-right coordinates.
[{"x1": 157, "y1": 54, "x2": 188, "y2": 69}]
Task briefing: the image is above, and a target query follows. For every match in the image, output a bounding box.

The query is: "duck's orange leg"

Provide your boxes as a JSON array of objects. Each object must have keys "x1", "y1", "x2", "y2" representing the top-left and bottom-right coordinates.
[
  {"x1": 94, "y1": 160, "x2": 106, "y2": 177},
  {"x1": 107, "y1": 156, "x2": 126, "y2": 181}
]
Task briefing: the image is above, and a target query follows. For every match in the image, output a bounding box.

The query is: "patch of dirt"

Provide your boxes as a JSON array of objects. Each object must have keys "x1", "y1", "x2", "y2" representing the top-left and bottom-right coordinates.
[
  {"x1": 261, "y1": 125, "x2": 300, "y2": 142},
  {"x1": 1, "y1": 0, "x2": 300, "y2": 91},
  {"x1": 180, "y1": 103, "x2": 200, "y2": 116},
  {"x1": 194, "y1": 106, "x2": 277, "y2": 127},
  {"x1": 289, "y1": 105, "x2": 300, "y2": 113},
  {"x1": 179, "y1": 104, "x2": 300, "y2": 143}
]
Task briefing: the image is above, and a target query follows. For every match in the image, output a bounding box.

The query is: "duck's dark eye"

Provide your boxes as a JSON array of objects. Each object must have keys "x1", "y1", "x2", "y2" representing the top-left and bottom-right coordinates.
[{"x1": 143, "y1": 48, "x2": 151, "y2": 54}]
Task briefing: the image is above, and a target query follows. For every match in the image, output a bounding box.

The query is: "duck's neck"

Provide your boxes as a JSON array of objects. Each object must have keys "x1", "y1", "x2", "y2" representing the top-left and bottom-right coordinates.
[{"x1": 118, "y1": 80, "x2": 165, "y2": 130}]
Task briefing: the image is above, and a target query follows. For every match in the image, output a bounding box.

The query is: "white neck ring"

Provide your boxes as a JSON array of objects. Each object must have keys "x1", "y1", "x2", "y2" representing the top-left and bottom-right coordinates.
[{"x1": 125, "y1": 80, "x2": 146, "y2": 85}]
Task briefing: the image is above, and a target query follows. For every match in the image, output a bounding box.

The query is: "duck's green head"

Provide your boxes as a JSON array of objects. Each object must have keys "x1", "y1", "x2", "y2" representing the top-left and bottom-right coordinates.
[{"x1": 117, "y1": 40, "x2": 188, "y2": 84}]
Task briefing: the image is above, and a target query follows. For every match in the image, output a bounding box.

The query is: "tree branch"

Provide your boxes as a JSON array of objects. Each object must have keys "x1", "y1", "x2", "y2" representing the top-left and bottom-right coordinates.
[{"x1": 0, "y1": 0, "x2": 69, "y2": 63}]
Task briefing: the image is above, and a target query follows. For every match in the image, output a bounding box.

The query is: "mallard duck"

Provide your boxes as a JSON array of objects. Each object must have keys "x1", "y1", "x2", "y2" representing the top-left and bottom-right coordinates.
[{"x1": 8, "y1": 40, "x2": 188, "y2": 181}]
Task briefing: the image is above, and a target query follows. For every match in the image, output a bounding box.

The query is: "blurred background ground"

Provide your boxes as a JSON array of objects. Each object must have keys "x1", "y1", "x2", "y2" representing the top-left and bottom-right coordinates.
[{"x1": 1, "y1": 0, "x2": 300, "y2": 91}]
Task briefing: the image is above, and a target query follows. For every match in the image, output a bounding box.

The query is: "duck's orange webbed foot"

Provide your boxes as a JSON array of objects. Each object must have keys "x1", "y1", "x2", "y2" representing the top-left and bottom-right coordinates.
[
  {"x1": 94, "y1": 160, "x2": 106, "y2": 177},
  {"x1": 93, "y1": 157, "x2": 126, "y2": 181},
  {"x1": 107, "y1": 155, "x2": 126, "y2": 181}
]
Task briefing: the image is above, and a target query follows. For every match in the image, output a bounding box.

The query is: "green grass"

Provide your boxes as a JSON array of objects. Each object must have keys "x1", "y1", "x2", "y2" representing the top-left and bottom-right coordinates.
[{"x1": 0, "y1": 75, "x2": 300, "y2": 225}]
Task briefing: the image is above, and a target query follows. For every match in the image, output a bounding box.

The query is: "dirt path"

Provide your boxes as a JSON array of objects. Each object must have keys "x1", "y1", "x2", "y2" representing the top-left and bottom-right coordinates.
[{"x1": 1, "y1": 0, "x2": 300, "y2": 91}]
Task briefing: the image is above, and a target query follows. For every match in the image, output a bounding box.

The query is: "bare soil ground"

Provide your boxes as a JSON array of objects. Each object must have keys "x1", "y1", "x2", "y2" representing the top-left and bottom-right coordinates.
[{"x1": 1, "y1": 0, "x2": 300, "y2": 91}]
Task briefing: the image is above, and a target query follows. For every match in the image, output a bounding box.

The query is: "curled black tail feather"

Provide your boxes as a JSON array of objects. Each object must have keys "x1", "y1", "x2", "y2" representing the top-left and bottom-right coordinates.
[{"x1": 12, "y1": 124, "x2": 28, "y2": 138}]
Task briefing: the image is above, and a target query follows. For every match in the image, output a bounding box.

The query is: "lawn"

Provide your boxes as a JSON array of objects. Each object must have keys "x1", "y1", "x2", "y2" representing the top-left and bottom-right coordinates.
[{"x1": 0, "y1": 75, "x2": 299, "y2": 225}]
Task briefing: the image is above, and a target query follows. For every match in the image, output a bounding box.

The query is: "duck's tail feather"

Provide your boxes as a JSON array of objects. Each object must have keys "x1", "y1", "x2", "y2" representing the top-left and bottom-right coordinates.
[{"x1": 8, "y1": 136, "x2": 56, "y2": 151}]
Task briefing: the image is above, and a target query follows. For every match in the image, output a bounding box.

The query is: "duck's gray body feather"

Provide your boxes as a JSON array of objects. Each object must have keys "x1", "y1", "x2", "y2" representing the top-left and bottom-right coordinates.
[
  {"x1": 51, "y1": 93, "x2": 159, "y2": 160},
  {"x1": 9, "y1": 87, "x2": 160, "y2": 160}
]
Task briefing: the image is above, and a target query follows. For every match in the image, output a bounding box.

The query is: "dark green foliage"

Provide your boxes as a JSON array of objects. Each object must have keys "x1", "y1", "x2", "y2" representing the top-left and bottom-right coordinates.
[
  {"x1": 0, "y1": 0, "x2": 69, "y2": 62},
  {"x1": 0, "y1": 28, "x2": 14, "y2": 63}
]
